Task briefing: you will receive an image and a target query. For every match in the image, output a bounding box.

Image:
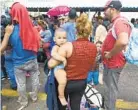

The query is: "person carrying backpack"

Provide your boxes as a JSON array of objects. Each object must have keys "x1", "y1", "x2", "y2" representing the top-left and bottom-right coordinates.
[{"x1": 101, "y1": 0, "x2": 132, "y2": 110}]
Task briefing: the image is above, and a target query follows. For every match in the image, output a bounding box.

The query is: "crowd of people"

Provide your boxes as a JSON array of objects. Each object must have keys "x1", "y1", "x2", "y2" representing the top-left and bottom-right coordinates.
[
  {"x1": 1, "y1": 0, "x2": 137, "y2": 110},
  {"x1": 131, "y1": 18, "x2": 138, "y2": 28}
]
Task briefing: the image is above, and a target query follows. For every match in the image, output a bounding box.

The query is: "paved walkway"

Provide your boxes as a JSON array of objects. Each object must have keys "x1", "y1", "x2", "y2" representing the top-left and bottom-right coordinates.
[{"x1": 1, "y1": 63, "x2": 138, "y2": 110}]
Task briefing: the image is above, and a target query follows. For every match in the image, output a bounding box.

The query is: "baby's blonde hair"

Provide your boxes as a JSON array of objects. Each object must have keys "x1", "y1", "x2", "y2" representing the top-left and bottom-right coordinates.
[
  {"x1": 54, "y1": 28, "x2": 67, "y2": 43},
  {"x1": 54, "y1": 28, "x2": 66, "y2": 37},
  {"x1": 76, "y1": 13, "x2": 92, "y2": 38}
]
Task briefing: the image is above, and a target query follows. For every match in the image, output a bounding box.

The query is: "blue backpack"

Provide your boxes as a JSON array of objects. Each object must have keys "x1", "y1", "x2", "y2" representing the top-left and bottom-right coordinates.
[{"x1": 112, "y1": 18, "x2": 138, "y2": 66}]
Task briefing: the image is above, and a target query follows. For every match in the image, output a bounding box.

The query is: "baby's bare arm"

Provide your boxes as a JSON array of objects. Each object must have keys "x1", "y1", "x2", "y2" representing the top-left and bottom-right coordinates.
[{"x1": 51, "y1": 46, "x2": 66, "y2": 63}]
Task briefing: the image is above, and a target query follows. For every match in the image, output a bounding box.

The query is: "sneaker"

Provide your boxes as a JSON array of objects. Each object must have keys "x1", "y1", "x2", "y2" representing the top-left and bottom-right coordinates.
[
  {"x1": 29, "y1": 92, "x2": 38, "y2": 102},
  {"x1": 17, "y1": 98, "x2": 28, "y2": 110},
  {"x1": 1, "y1": 77, "x2": 6, "y2": 80},
  {"x1": 11, "y1": 86, "x2": 17, "y2": 90},
  {"x1": 17, "y1": 98, "x2": 21, "y2": 103},
  {"x1": 2, "y1": 105, "x2": 7, "y2": 110},
  {"x1": 37, "y1": 72, "x2": 40, "y2": 76},
  {"x1": 17, "y1": 104, "x2": 28, "y2": 110}
]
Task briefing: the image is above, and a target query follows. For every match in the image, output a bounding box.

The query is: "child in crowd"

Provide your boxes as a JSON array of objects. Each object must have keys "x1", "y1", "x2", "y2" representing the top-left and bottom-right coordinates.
[
  {"x1": 95, "y1": 41, "x2": 102, "y2": 71},
  {"x1": 95, "y1": 41, "x2": 103, "y2": 85},
  {"x1": 84, "y1": 41, "x2": 103, "y2": 110},
  {"x1": 51, "y1": 28, "x2": 68, "y2": 106},
  {"x1": 87, "y1": 41, "x2": 102, "y2": 86},
  {"x1": 39, "y1": 20, "x2": 52, "y2": 60}
]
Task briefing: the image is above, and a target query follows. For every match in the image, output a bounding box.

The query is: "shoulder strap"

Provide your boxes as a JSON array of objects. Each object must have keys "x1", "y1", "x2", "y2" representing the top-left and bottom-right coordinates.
[{"x1": 112, "y1": 17, "x2": 133, "y2": 39}]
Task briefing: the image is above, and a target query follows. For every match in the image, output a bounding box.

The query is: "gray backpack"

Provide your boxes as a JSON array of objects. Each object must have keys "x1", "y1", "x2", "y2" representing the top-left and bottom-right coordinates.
[{"x1": 112, "y1": 18, "x2": 138, "y2": 66}]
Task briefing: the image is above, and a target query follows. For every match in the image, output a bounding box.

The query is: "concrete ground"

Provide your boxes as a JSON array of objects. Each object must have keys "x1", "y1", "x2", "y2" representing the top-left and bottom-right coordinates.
[{"x1": 1, "y1": 63, "x2": 138, "y2": 110}]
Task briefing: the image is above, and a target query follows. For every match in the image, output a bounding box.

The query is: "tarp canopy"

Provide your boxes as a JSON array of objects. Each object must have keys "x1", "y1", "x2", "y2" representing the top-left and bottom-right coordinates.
[
  {"x1": 6, "y1": 0, "x2": 138, "y2": 12},
  {"x1": 25, "y1": 0, "x2": 138, "y2": 8},
  {"x1": 10, "y1": 0, "x2": 138, "y2": 8}
]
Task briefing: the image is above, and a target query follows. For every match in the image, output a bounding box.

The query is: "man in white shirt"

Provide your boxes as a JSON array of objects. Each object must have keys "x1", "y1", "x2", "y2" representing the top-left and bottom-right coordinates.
[{"x1": 94, "y1": 16, "x2": 107, "y2": 43}]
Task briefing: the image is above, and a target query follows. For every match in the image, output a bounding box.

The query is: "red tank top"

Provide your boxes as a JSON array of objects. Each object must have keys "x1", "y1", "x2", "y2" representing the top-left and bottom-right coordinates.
[{"x1": 65, "y1": 38, "x2": 97, "y2": 80}]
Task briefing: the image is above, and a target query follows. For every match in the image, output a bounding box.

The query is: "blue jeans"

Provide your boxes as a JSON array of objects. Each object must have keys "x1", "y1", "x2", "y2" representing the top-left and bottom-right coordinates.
[
  {"x1": 1, "y1": 55, "x2": 7, "y2": 78},
  {"x1": 87, "y1": 70, "x2": 99, "y2": 85},
  {"x1": 5, "y1": 52, "x2": 17, "y2": 88},
  {"x1": 85, "y1": 101, "x2": 99, "y2": 110},
  {"x1": 5, "y1": 60, "x2": 17, "y2": 88}
]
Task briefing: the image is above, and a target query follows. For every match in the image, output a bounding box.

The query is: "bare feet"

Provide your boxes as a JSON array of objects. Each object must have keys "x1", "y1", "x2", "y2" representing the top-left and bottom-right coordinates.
[{"x1": 59, "y1": 96, "x2": 68, "y2": 106}]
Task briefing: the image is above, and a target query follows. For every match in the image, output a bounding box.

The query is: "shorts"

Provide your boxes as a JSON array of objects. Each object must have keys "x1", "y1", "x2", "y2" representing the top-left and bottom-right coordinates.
[
  {"x1": 54, "y1": 64, "x2": 64, "y2": 73},
  {"x1": 87, "y1": 70, "x2": 99, "y2": 85}
]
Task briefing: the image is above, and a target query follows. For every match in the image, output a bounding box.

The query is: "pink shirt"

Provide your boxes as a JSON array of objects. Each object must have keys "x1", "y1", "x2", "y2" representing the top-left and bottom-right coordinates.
[{"x1": 102, "y1": 15, "x2": 131, "y2": 69}]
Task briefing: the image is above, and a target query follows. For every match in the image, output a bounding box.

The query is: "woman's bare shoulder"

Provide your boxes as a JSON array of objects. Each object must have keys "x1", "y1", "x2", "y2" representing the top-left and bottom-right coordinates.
[
  {"x1": 63, "y1": 42, "x2": 72, "y2": 47},
  {"x1": 59, "y1": 42, "x2": 72, "y2": 50},
  {"x1": 59, "y1": 42, "x2": 72, "y2": 51}
]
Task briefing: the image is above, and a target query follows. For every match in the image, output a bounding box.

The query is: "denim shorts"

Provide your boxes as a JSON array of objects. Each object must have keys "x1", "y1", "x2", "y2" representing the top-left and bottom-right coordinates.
[
  {"x1": 54, "y1": 64, "x2": 64, "y2": 73},
  {"x1": 87, "y1": 70, "x2": 99, "y2": 85}
]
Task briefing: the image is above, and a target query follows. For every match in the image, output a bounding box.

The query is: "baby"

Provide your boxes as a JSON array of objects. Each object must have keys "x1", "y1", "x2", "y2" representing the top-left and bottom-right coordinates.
[{"x1": 51, "y1": 28, "x2": 67, "y2": 106}]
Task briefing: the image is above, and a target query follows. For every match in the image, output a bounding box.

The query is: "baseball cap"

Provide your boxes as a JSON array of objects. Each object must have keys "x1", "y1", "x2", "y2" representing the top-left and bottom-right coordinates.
[
  {"x1": 68, "y1": 9, "x2": 77, "y2": 19},
  {"x1": 104, "y1": 0, "x2": 122, "y2": 11}
]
